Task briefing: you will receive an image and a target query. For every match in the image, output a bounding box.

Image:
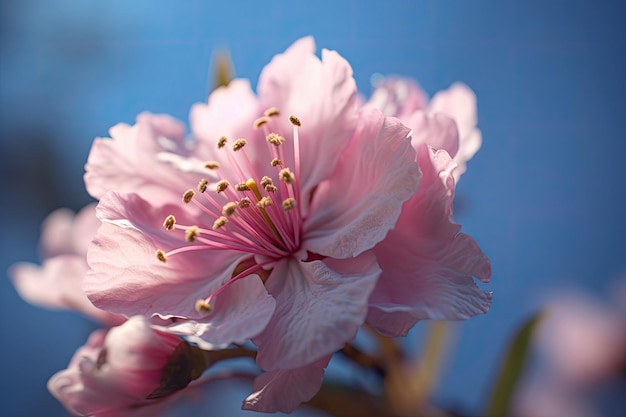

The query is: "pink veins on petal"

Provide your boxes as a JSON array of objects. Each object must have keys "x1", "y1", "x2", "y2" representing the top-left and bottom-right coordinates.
[{"x1": 156, "y1": 111, "x2": 307, "y2": 312}]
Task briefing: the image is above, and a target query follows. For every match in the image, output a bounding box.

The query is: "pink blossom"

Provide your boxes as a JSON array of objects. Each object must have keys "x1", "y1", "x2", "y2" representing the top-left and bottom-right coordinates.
[
  {"x1": 9, "y1": 204, "x2": 124, "y2": 326},
  {"x1": 367, "y1": 116, "x2": 491, "y2": 337},
  {"x1": 48, "y1": 316, "x2": 191, "y2": 417},
  {"x1": 369, "y1": 77, "x2": 482, "y2": 181},
  {"x1": 85, "y1": 36, "x2": 420, "y2": 376}
]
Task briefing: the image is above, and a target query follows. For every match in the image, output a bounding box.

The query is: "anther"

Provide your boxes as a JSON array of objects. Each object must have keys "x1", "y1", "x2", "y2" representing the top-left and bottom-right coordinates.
[
  {"x1": 222, "y1": 202, "x2": 237, "y2": 216},
  {"x1": 235, "y1": 182, "x2": 249, "y2": 191},
  {"x1": 156, "y1": 250, "x2": 167, "y2": 263},
  {"x1": 233, "y1": 138, "x2": 247, "y2": 151},
  {"x1": 257, "y1": 196, "x2": 273, "y2": 208},
  {"x1": 271, "y1": 158, "x2": 282, "y2": 167},
  {"x1": 216, "y1": 180, "x2": 230, "y2": 193},
  {"x1": 205, "y1": 161, "x2": 220, "y2": 170},
  {"x1": 289, "y1": 115, "x2": 301, "y2": 127},
  {"x1": 212, "y1": 216, "x2": 228, "y2": 230},
  {"x1": 197, "y1": 178, "x2": 208, "y2": 193},
  {"x1": 238, "y1": 197, "x2": 252, "y2": 208},
  {"x1": 282, "y1": 198, "x2": 296, "y2": 211},
  {"x1": 182, "y1": 189, "x2": 195, "y2": 203},
  {"x1": 260, "y1": 176, "x2": 274, "y2": 189},
  {"x1": 253, "y1": 116, "x2": 269, "y2": 129},
  {"x1": 195, "y1": 299, "x2": 212, "y2": 314},
  {"x1": 264, "y1": 107, "x2": 280, "y2": 117},
  {"x1": 264, "y1": 184, "x2": 277, "y2": 193},
  {"x1": 279, "y1": 168, "x2": 295, "y2": 184},
  {"x1": 185, "y1": 226, "x2": 199, "y2": 243},
  {"x1": 163, "y1": 215, "x2": 176, "y2": 231},
  {"x1": 266, "y1": 133, "x2": 285, "y2": 146},
  {"x1": 217, "y1": 136, "x2": 228, "y2": 149}
]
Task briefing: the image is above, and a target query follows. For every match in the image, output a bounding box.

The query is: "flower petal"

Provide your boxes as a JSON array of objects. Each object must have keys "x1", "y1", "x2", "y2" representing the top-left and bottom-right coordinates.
[
  {"x1": 255, "y1": 252, "x2": 380, "y2": 370},
  {"x1": 368, "y1": 144, "x2": 491, "y2": 336},
  {"x1": 304, "y1": 106, "x2": 420, "y2": 259},
  {"x1": 257, "y1": 37, "x2": 359, "y2": 213},
  {"x1": 85, "y1": 191, "x2": 247, "y2": 320},
  {"x1": 368, "y1": 76, "x2": 428, "y2": 119},
  {"x1": 406, "y1": 111, "x2": 460, "y2": 158},
  {"x1": 243, "y1": 356, "x2": 330, "y2": 413},
  {"x1": 164, "y1": 276, "x2": 275, "y2": 348}
]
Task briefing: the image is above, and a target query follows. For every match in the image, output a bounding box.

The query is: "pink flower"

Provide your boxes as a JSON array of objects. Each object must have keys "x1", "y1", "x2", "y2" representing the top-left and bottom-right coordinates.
[
  {"x1": 369, "y1": 77, "x2": 482, "y2": 181},
  {"x1": 85, "y1": 36, "x2": 420, "y2": 376},
  {"x1": 48, "y1": 316, "x2": 193, "y2": 417},
  {"x1": 9, "y1": 204, "x2": 124, "y2": 326},
  {"x1": 367, "y1": 116, "x2": 491, "y2": 337}
]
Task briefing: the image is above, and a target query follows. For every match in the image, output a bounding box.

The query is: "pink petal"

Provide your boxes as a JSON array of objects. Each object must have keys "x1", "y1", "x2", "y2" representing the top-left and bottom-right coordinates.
[
  {"x1": 304, "y1": 106, "x2": 420, "y2": 259},
  {"x1": 10, "y1": 256, "x2": 124, "y2": 326},
  {"x1": 164, "y1": 276, "x2": 276, "y2": 348},
  {"x1": 85, "y1": 191, "x2": 247, "y2": 320},
  {"x1": 368, "y1": 76, "x2": 428, "y2": 119},
  {"x1": 243, "y1": 356, "x2": 330, "y2": 413},
  {"x1": 255, "y1": 252, "x2": 380, "y2": 370},
  {"x1": 256, "y1": 37, "x2": 359, "y2": 213},
  {"x1": 368, "y1": 144, "x2": 491, "y2": 336},
  {"x1": 84, "y1": 113, "x2": 204, "y2": 205},
  {"x1": 406, "y1": 111, "x2": 460, "y2": 158},
  {"x1": 39, "y1": 208, "x2": 78, "y2": 258}
]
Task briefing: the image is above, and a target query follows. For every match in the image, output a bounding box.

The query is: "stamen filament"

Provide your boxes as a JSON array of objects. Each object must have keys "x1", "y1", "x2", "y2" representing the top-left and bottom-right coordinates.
[{"x1": 246, "y1": 179, "x2": 284, "y2": 244}]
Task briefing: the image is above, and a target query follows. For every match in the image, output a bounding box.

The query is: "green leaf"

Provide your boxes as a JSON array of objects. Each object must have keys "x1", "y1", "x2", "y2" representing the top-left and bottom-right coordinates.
[{"x1": 485, "y1": 311, "x2": 544, "y2": 417}]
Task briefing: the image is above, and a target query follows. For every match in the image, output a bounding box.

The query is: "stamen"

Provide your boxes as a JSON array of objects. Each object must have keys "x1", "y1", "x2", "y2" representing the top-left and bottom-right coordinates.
[
  {"x1": 182, "y1": 189, "x2": 195, "y2": 204},
  {"x1": 260, "y1": 176, "x2": 274, "y2": 189},
  {"x1": 198, "y1": 178, "x2": 208, "y2": 193},
  {"x1": 195, "y1": 299, "x2": 212, "y2": 314},
  {"x1": 257, "y1": 196, "x2": 273, "y2": 208},
  {"x1": 238, "y1": 197, "x2": 252, "y2": 208},
  {"x1": 156, "y1": 250, "x2": 167, "y2": 263},
  {"x1": 233, "y1": 138, "x2": 247, "y2": 151},
  {"x1": 279, "y1": 168, "x2": 295, "y2": 184},
  {"x1": 264, "y1": 184, "x2": 277, "y2": 193},
  {"x1": 212, "y1": 216, "x2": 228, "y2": 230},
  {"x1": 264, "y1": 107, "x2": 280, "y2": 117},
  {"x1": 282, "y1": 198, "x2": 296, "y2": 211},
  {"x1": 253, "y1": 116, "x2": 269, "y2": 129},
  {"x1": 271, "y1": 158, "x2": 282, "y2": 167},
  {"x1": 163, "y1": 215, "x2": 176, "y2": 231},
  {"x1": 235, "y1": 182, "x2": 249, "y2": 191},
  {"x1": 216, "y1": 180, "x2": 230, "y2": 193},
  {"x1": 217, "y1": 136, "x2": 228, "y2": 149},
  {"x1": 186, "y1": 226, "x2": 199, "y2": 243},
  {"x1": 289, "y1": 115, "x2": 301, "y2": 127},
  {"x1": 205, "y1": 161, "x2": 220, "y2": 170},
  {"x1": 266, "y1": 133, "x2": 285, "y2": 146},
  {"x1": 222, "y1": 202, "x2": 237, "y2": 216}
]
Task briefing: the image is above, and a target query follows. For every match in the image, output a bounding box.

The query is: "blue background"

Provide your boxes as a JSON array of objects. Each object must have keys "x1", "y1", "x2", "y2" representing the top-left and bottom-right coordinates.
[{"x1": 1, "y1": 0, "x2": 625, "y2": 416}]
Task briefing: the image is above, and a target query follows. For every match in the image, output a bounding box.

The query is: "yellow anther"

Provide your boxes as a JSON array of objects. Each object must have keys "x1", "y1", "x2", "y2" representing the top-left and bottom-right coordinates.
[
  {"x1": 163, "y1": 215, "x2": 176, "y2": 231},
  {"x1": 216, "y1": 180, "x2": 230, "y2": 193},
  {"x1": 279, "y1": 168, "x2": 295, "y2": 184},
  {"x1": 238, "y1": 197, "x2": 252, "y2": 208},
  {"x1": 217, "y1": 136, "x2": 228, "y2": 149},
  {"x1": 282, "y1": 198, "x2": 296, "y2": 211},
  {"x1": 266, "y1": 133, "x2": 285, "y2": 146},
  {"x1": 289, "y1": 115, "x2": 301, "y2": 127},
  {"x1": 205, "y1": 161, "x2": 220, "y2": 170},
  {"x1": 182, "y1": 189, "x2": 195, "y2": 204},
  {"x1": 235, "y1": 182, "x2": 249, "y2": 191},
  {"x1": 195, "y1": 299, "x2": 212, "y2": 314},
  {"x1": 253, "y1": 116, "x2": 269, "y2": 129},
  {"x1": 233, "y1": 138, "x2": 247, "y2": 151},
  {"x1": 156, "y1": 250, "x2": 167, "y2": 263},
  {"x1": 257, "y1": 196, "x2": 273, "y2": 208},
  {"x1": 212, "y1": 216, "x2": 228, "y2": 230},
  {"x1": 197, "y1": 178, "x2": 208, "y2": 193},
  {"x1": 222, "y1": 202, "x2": 237, "y2": 216},
  {"x1": 185, "y1": 226, "x2": 199, "y2": 243},
  {"x1": 271, "y1": 158, "x2": 282, "y2": 167},
  {"x1": 264, "y1": 107, "x2": 280, "y2": 117}
]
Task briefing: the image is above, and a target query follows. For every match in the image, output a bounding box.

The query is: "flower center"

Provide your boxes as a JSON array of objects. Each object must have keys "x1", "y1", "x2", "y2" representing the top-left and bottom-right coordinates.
[{"x1": 155, "y1": 108, "x2": 304, "y2": 313}]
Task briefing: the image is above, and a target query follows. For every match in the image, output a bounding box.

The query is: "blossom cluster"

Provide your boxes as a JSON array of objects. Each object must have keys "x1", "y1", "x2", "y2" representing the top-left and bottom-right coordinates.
[{"x1": 10, "y1": 37, "x2": 490, "y2": 415}]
